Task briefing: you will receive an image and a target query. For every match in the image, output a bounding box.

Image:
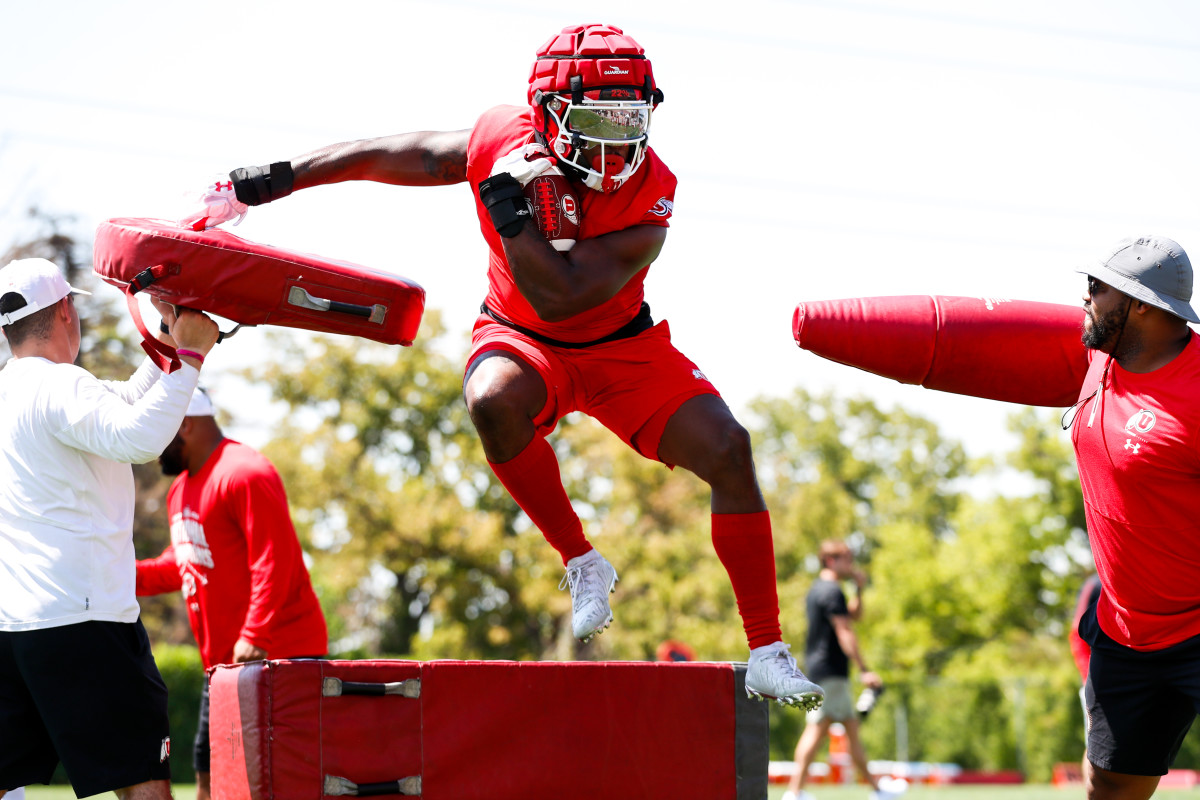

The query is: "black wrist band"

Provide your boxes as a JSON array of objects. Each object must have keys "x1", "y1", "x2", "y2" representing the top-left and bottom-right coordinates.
[
  {"x1": 160, "y1": 320, "x2": 170, "y2": 335},
  {"x1": 230, "y1": 161, "x2": 295, "y2": 206},
  {"x1": 478, "y1": 174, "x2": 529, "y2": 238}
]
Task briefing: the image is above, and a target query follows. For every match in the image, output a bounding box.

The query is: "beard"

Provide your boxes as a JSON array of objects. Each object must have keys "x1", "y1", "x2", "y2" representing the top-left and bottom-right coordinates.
[
  {"x1": 158, "y1": 434, "x2": 187, "y2": 476},
  {"x1": 1082, "y1": 302, "x2": 1129, "y2": 351}
]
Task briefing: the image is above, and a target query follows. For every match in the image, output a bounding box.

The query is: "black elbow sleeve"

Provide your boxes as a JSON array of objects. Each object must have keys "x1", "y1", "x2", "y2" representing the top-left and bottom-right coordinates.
[{"x1": 478, "y1": 174, "x2": 529, "y2": 238}]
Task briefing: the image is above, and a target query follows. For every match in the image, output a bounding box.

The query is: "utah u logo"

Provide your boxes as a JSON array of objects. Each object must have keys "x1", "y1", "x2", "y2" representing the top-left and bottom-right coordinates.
[{"x1": 1124, "y1": 409, "x2": 1156, "y2": 435}]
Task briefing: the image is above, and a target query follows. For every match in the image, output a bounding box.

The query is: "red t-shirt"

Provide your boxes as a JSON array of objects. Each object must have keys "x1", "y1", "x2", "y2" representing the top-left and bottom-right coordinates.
[
  {"x1": 1072, "y1": 335, "x2": 1200, "y2": 650},
  {"x1": 136, "y1": 440, "x2": 327, "y2": 668},
  {"x1": 466, "y1": 105, "x2": 678, "y2": 343}
]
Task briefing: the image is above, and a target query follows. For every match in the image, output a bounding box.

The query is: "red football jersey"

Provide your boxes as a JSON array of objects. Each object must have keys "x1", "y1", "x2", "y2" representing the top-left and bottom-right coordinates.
[
  {"x1": 466, "y1": 105, "x2": 677, "y2": 344},
  {"x1": 137, "y1": 440, "x2": 327, "y2": 667},
  {"x1": 1072, "y1": 336, "x2": 1200, "y2": 650}
]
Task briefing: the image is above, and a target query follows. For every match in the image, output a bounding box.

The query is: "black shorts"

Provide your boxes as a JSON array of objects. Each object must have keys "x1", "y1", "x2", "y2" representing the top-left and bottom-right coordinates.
[
  {"x1": 1081, "y1": 604, "x2": 1200, "y2": 775},
  {"x1": 0, "y1": 620, "x2": 172, "y2": 797}
]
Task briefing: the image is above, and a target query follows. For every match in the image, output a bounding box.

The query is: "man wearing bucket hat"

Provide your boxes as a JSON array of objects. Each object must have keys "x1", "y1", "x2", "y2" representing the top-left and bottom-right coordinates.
[
  {"x1": 1068, "y1": 236, "x2": 1200, "y2": 800},
  {"x1": 0, "y1": 258, "x2": 219, "y2": 800},
  {"x1": 137, "y1": 387, "x2": 327, "y2": 800},
  {"x1": 794, "y1": 234, "x2": 1200, "y2": 798}
]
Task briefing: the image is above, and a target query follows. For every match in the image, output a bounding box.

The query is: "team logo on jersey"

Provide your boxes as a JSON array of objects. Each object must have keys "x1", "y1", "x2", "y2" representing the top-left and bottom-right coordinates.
[
  {"x1": 692, "y1": 368, "x2": 707, "y2": 381},
  {"x1": 648, "y1": 198, "x2": 673, "y2": 217},
  {"x1": 160, "y1": 736, "x2": 171, "y2": 763},
  {"x1": 1124, "y1": 409, "x2": 1156, "y2": 435}
]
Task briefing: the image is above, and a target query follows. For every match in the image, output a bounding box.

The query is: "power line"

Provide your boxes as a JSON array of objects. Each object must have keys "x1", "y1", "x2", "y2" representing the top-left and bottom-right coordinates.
[
  {"x1": 790, "y1": 0, "x2": 1200, "y2": 54},
  {"x1": 0, "y1": 85, "x2": 351, "y2": 140}
]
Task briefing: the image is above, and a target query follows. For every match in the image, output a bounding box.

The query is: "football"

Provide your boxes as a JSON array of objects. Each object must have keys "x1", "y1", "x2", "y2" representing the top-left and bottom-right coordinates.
[{"x1": 524, "y1": 166, "x2": 580, "y2": 251}]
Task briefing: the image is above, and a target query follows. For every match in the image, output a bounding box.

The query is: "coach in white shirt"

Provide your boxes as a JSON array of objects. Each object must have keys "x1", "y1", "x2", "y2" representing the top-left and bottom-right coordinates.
[{"x1": 0, "y1": 258, "x2": 219, "y2": 800}]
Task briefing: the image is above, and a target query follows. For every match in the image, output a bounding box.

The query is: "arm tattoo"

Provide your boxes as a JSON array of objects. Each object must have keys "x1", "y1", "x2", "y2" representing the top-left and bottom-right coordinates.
[{"x1": 422, "y1": 151, "x2": 467, "y2": 183}]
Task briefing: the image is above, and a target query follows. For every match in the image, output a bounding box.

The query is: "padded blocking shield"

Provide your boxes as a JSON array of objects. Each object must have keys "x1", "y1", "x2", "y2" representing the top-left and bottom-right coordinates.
[
  {"x1": 93, "y1": 218, "x2": 425, "y2": 346},
  {"x1": 209, "y1": 658, "x2": 768, "y2": 800},
  {"x1": 793, "y1": 295, "x2": 1089, "y2": 407}
]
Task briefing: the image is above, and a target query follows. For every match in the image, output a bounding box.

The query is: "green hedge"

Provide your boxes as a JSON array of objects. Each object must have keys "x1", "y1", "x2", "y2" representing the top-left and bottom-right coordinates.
[{"x1": 153, "y1": 643, "x2": 206, "y2": 784}]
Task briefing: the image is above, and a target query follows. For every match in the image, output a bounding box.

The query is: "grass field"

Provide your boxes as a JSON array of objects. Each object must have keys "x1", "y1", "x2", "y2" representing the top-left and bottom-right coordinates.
[{"x1": 18, "y1": 785, "x2": 1200, "y2": 800}]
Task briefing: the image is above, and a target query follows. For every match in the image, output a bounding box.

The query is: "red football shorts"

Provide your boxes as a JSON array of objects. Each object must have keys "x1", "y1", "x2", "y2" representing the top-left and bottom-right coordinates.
[{"x1": 467, "y1": 315, "x2": 719, "y2": 462}]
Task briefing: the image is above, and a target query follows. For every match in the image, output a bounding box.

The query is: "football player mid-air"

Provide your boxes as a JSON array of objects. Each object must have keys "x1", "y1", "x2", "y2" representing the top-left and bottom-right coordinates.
[{"x1": 189, "y1": 23, "x2": 822, "y2": 709}]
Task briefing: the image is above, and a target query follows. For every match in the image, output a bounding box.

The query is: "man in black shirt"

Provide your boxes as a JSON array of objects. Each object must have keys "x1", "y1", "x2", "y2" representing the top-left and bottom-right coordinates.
[{"x1": 782, "y1": 540, "x2": 902, "y2": 800}]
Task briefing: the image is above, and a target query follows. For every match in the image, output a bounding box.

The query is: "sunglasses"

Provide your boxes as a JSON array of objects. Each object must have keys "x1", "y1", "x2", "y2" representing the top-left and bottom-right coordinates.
[{"x1": 1087, "y1": 275, "x2": 1104, "y2": 296}]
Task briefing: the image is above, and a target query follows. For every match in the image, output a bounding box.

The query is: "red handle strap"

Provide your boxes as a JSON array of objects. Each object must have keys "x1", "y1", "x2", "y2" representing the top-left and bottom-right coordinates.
[{"x1": 123, "y1": 264, "x2": 180, "y2": 374}]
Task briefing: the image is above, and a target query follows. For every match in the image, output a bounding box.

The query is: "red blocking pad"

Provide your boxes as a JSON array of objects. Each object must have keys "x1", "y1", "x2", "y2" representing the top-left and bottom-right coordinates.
[
  {"x1": 93, "y1": 218, "x2": 425, "y2": 346},
  {"x1": 209, "y1": 660, "x2": 423, "y2": 800},
  {"x1": 793, "y1": 295, "x2": 1089, "y2": 408},
  {"x1": 209, "y1": 658, "x2": 768, "y2": 800}
]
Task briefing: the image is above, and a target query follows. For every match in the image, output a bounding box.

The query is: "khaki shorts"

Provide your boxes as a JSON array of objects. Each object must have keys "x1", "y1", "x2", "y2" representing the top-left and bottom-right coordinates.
[{"x1": 807, "y1": 676, "x2": 855, "y2": 723}]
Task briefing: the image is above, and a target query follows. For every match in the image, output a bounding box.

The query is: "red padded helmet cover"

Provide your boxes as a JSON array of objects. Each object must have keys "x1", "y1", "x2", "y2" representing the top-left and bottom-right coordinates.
[{"x1": 527, "y1": 24, "x2": 657, "y2": 103}]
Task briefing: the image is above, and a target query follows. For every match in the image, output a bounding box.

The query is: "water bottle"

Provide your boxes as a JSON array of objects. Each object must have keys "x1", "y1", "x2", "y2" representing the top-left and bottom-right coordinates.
[{"x1": 856, "y1": 683, "x2": 885, "y2": 718}]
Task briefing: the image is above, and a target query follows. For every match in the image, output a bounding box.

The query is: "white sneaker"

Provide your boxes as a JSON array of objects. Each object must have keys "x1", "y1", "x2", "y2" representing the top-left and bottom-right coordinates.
[
  {"x1": 745, "y1": 641, "x2": 824, "y2": 710},
  {"x1": 871, "y1": 777, "x2": 909, "y2": 800},
  {"x1": 558, "y1": 548, "x2": 618, "y2": 642}
]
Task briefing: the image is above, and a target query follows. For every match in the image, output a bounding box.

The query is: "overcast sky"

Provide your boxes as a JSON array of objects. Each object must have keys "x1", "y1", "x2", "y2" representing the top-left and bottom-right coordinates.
[{"x1": 4, "y1": 0, "x2": 1199, "y2": 460}]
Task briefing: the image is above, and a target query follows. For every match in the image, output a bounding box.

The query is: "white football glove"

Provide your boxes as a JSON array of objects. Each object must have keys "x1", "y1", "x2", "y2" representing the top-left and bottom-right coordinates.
[
  {"x1": 490, "y1": 143, "x2": 555, "y2": 187},
  {"x1": 178, "y1": 177, "x2": 249, "y2": 231}
]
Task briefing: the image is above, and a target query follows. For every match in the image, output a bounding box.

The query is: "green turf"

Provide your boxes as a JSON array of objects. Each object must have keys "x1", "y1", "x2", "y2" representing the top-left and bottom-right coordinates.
[{"x1": 23, "y1": 786, "x2": 195, "y2": 799}]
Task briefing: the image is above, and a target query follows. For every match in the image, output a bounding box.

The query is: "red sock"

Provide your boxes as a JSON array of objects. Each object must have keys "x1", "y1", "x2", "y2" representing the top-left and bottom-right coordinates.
[
  {"x1": 711, "y1": 511, "x2": 782, "y2": 649},
  {"x1": 488, "y1": 437, "x2": 591, "y2": 564}
]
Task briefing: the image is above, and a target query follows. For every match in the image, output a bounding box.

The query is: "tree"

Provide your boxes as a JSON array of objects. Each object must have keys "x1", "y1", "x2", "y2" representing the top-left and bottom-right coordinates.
[
  {"x1": 246, "y1": 328, "x2": 1171, "y2": 779},
  {"x1": 252, "y1": 315, "x2": 578, "y2": 660}
]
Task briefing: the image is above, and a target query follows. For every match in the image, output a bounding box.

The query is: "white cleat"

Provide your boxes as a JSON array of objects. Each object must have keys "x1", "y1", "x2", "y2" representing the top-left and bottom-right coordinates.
[
  {"x1": 745, "y1": 641, "x2": 824, "y2": 711},
  {"x1": 871, "y1": 777, "x2": 910, "y2": 800},
  {"x1": 559, "y1": 549, "x2": 618, "y2": 642}
]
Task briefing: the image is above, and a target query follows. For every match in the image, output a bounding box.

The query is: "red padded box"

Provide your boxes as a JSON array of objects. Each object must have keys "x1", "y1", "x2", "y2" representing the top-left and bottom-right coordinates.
[{"x1": 209, "y1": 659, "x2": 768, "y2": 800}]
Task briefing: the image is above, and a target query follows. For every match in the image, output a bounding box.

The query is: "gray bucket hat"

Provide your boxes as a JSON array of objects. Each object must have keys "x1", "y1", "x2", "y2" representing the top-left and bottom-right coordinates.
[{"x1": 1078, "y1": 236, "x2": 1198, "y2": 324}]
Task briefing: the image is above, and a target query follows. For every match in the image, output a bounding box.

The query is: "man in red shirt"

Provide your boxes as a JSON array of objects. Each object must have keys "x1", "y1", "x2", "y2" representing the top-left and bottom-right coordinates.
[
  {"x1": 191, "y1": 23, "x2": 821, "y2": 708},
  {"x1": 800, "y1": 236, "x2": 1200, "y2": 798},
  {"x1": 137, "y1": 387, "x2": 327, "y2": 800},
  {"x1": 1067, "y1": 237, "x2": 1200, "y2": 800}
]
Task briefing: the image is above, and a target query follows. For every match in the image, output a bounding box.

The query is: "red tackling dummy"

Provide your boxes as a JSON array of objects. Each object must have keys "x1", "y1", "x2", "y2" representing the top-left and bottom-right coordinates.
[
  {"x1": 792, "y1": 295, "x2": 1089, "y2": 407},
  {"x1": 93, "y1": 218, "x2": 426, "y2": 356}
]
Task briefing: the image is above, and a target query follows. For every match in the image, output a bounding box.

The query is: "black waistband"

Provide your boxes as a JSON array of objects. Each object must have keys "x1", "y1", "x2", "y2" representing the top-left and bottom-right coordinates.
[{"x1": 480, "y1": 302, "x2": 653, "y2": 349}]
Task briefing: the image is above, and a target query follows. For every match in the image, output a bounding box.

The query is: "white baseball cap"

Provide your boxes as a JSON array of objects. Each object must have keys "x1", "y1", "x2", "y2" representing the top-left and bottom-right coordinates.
[
  {"x1": 186, "y1": 386, "x2": 216, "y2": 417},
  {"x1": 0, "y1": 258, "x2": 92, "y2": 326}
]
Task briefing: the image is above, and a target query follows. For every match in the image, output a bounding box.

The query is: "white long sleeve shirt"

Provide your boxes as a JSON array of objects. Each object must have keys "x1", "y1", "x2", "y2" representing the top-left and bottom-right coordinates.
[{"x1": 0, "y1": 356, "x2": 199, "y2": 631}]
